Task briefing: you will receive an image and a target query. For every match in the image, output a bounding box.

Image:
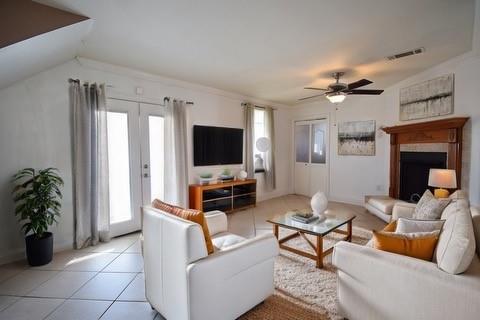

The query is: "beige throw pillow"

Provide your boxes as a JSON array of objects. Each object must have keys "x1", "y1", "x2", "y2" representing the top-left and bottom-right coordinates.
[
  {"x1": 396, "y1": 218, "x2": 445, "y2": 234},
  {"x1": 413, "y1": 190, "x2": 451, "y2": 220}
]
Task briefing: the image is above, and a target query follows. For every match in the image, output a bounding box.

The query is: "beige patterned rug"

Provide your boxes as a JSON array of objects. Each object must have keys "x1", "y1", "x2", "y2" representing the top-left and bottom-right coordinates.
[{"x1": 240, "y1": 228, "x2": 371, "y2": 320}]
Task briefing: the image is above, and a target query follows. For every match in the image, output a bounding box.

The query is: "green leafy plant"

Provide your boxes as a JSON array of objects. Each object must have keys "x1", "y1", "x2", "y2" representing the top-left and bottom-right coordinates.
[{"x1": 12, "y1": 168, "x2": 64, "y2": 238}]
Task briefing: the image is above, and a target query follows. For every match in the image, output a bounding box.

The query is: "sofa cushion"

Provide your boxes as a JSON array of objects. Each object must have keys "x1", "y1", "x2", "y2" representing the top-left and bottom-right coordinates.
[
  {"x1": 170, "y1": 207, "x2": 215, "y2": 255},
  {"x1": 372, "y1": 230, "x2": 440, "y2": 261},
  {"x1": 436, "y1": 199, "x2": 476, "y2": 274},
  {"x1": 366, "y1": 196, "x2": 398, "y2": 215},
  {"x1": 211, "y1": 232, "x2": 246, "y2": 251},
  {"x1": 396, "y1": 218, "x2": 444, "y2": 234},
  {"x1": 414, "y1": 190, "x2": 451, "y2": 220}
]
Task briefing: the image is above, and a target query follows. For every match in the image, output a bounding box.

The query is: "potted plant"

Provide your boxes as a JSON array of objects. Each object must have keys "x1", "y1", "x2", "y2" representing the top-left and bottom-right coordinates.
[{"x1": 12, "y1": 168, "x2": 64, "y2": 266}]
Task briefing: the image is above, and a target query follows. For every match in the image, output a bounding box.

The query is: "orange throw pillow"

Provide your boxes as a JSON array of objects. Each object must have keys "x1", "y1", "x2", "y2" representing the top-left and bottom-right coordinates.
[
  {"x1": 372, "y1": 231, "x2": 439, "y2": 261},
  {"x1": 152, "y1": 199, "x2": 176, "y2": 213},
  {"x1": 171, "y1": 207, "x2": 214, "y2": 255},
  {"x1": 382, "y1": 220, "x2": 397, "y2": 232}
]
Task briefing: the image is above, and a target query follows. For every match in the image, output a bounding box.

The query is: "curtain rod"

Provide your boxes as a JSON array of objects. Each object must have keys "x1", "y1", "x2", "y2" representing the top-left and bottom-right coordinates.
[
  {"x1": 241, "y1": 102, "x2": 276, "y2": 110},
  {"x1": 68, "y1": 79, "x2": 194, "y2": 105}
]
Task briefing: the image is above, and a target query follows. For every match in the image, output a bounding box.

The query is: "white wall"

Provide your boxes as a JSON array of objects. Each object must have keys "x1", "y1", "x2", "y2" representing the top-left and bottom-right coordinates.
[
  {"x1": 295, "y1": 50, "x2": 480, "y2": 206},
  {"x1": 0, "y1": 58, "x2": 293, "y2": 263}
]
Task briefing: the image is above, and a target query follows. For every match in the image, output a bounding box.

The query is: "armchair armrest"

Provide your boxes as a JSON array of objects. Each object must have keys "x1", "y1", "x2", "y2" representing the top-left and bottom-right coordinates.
[
  {"x1": 392, "y1": 202, "x2": 416, "y2": 220},
  {"x1": 205, "y1": 210, "x2": 228, "y2": 236},
  {"x1": 187, "y1": 233, "x2": 279, "y2": 280}
]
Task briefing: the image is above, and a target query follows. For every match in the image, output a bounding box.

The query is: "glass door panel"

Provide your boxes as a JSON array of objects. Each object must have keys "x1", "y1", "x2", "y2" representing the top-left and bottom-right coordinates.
[
  {"x1": 295, "y1": 124, "x2": 310, "y2": 163},
  {"x1": 147, "y1": 116, "x2": 165, "y2": 202},
  {"x1": 311, "y1": 122, "x2": 327, "y2": 164},
  {"x1": 107, "y1": 112, "x2": 132, "y2": 223}
]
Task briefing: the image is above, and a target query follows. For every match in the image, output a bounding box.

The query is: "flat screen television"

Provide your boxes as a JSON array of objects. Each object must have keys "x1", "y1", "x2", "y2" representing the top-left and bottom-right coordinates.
[{"x1": 193, "y1": 125, "x2": 243, "y2": 166}]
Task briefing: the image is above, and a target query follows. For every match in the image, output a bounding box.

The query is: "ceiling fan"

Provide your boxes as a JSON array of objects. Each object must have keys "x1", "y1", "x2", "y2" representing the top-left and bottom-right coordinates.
[{"x1": 299, "y1": 72, "x2": 384, "y2": 104}]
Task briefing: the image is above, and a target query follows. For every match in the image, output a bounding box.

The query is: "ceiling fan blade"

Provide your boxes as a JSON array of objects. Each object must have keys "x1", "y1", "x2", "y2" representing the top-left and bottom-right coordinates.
[
  {"x1": 304, "y1": 87, "x2": 328, "y2": 91},
  {"x1": 298, "y1": 93, "x2": 326, "y2": 101},
  {"x1": 347, "y1": 79, "x2": 373, "y2": 90},
  {"x1": 347, "y1": 89, "x2": 384, "y2": 95}
]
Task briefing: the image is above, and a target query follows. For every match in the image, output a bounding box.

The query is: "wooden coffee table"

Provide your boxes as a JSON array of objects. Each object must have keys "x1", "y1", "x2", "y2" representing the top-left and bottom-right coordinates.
[{"x1": 267, "y1": 210, "x2": 355, "y2": 268}]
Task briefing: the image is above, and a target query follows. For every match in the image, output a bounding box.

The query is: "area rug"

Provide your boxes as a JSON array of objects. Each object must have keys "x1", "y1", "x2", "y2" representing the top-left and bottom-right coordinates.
[{"x1": 240, "y1": 227, "x2": 371, "y2": 320}]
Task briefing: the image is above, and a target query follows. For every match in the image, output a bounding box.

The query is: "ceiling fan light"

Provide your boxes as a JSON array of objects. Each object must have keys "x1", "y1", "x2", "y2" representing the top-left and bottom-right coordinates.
[{"x1": 326, "y1": 92, "x2": 346, "y2": 104}]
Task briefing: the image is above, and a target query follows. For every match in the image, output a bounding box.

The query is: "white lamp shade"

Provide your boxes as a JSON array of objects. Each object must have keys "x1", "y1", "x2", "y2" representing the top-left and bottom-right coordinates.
[
  {"x1": 428, "y1": 169, "x2": 457, "y2": 189},
  {"x1": 326, "y1": 92, "x2": 346, "y2": 104}
]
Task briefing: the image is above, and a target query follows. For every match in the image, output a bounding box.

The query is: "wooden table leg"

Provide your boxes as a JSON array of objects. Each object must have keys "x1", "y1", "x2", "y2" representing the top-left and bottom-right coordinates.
[
  {"x1": 273, "y1": 224, "x2": 279, "y2": 239},
  {"x1": 347, "y1": 221, "x2": 352, "y2": 242},
  {"x1": 316, "y1": 235, "x2": 323, "y2": 268}
]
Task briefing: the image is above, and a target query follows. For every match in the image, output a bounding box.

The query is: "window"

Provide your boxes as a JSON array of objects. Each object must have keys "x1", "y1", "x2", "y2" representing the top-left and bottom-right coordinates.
[{"x1": 254, "y1": 108, "x2": 266, "y2": 173}]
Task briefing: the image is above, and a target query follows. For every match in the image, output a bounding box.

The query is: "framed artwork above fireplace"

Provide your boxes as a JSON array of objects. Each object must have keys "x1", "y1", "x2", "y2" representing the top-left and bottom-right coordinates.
[{"x1": 382, "y1": 117, "x2": 468, "y2": 199}]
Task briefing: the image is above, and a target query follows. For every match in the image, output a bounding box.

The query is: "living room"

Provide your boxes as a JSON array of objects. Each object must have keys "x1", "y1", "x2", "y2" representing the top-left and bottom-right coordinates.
[{"x1": 0, "y1": 0, "x2": 479, "y2": 319}]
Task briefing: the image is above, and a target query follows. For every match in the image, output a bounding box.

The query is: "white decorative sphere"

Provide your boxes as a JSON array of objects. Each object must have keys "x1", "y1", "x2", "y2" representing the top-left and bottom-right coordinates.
[
  {"x1": 311, "y1": 191, "x2": 328, "y2": 218},
  {"x1": 256, "y1": 137, "x2": 271, "y2": 152},
  {"x1": 238, "y1": 170, "x2": 248, "y2": 180}
]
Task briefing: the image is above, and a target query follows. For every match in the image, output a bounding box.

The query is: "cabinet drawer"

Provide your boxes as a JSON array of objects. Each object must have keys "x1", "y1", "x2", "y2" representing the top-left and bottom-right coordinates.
[{"x1": 203, "y1": 187, "x2": 232, "y2": 200}]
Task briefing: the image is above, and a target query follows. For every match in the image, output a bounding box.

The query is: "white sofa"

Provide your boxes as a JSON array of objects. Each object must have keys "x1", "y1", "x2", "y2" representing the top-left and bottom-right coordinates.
[
  {"x1": 333, "y1": 200, "x2": 480, "y2": 320},
  {"x1": 142, "y1": 207, "x2": 279, "y2": 320}
]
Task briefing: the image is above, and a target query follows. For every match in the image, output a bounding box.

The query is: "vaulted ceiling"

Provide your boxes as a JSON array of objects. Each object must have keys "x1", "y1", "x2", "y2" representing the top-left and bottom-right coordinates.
[{"x1": 2, "y1": 0, "x2": 477, "y2": 104}]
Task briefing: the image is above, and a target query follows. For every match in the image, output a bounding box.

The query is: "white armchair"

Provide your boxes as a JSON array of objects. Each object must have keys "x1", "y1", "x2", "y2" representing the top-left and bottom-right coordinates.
[{"x1": 142, "y1": 207, "x2": 279, "y2": 320}]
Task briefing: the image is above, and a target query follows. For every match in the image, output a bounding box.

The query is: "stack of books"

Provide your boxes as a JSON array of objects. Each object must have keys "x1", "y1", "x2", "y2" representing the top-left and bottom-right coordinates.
[{"x1": 289, "y1": 210, "x2": 319, "y2": 224}]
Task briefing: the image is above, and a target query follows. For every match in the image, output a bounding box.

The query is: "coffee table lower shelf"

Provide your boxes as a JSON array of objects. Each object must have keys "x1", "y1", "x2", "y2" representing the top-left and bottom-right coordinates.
[{"x1": 272, "y1": 222, "x2": 352, "y2": 268}]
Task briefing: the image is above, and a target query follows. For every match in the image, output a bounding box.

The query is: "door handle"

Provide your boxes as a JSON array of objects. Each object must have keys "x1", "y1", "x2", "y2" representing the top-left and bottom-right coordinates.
[
  {"x1": 143, "y1": 173, "x2": 149, "y2": 178},
  {"x1": 143, "y1": 164, "x2": 149, "y2": 169}
]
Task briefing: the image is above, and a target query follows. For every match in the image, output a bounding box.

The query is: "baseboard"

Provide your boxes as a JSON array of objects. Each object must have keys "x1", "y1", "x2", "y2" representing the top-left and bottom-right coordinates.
[
  {"x1": 0, "y1": 240, "x2": 74, "y2": 266},
  {"x1": 328, "y1": 194, "x2": 365, "y2": 207}
]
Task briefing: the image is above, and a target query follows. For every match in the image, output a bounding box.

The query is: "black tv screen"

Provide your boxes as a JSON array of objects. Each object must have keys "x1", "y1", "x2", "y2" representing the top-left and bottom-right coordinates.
[{"x1": 193, "y1": 125, "x2": 243, "y2": 166}]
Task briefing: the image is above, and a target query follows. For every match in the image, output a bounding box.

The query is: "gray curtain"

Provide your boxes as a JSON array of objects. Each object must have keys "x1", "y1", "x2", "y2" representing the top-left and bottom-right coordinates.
[
  {"x1": 164, "y1": 99, "x2": 189, "y2": 207},
  {"x1": 70, "y1": 81, "x2": 110, "y2": 249},
  {"x1": 264, "y1": 107, "x2": 276, "y2": 191},
  {"x1": 244, "y1": 103, "x2": 255, "y2": 178}
]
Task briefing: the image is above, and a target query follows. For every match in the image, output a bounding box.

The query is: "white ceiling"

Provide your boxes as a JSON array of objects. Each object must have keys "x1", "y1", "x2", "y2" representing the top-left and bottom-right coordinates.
[{"x1": 34, "y1": 0, "x2": 476, "y2": 105}]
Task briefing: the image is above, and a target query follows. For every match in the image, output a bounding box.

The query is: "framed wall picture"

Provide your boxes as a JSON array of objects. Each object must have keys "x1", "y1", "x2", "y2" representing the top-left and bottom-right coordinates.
[
  {"x1": 338, "y1": 120, "x2": 375, "y2": 156},
  {"x1": 399, "y1": 74, "x2": 454, "y2": 121}
]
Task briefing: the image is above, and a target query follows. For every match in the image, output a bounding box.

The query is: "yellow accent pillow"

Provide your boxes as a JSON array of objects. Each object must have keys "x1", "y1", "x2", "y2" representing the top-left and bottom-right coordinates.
[
  {"x1": 171, "y1": 207, "x2": 214, "y2": 255},
  {"x1": 382, "y1": 220, "x2": 397, "y2": 232},
  {"x1": 372, "y1": 230, "x2": 439, "y2": 261}
]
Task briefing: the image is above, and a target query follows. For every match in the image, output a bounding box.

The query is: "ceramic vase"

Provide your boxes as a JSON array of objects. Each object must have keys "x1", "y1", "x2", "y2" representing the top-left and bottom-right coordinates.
[
  {"x1": 238, "y1": 170, "x2": 248, "y2": 180},
  {"x1": 311, "y1": 191, "x2": 328, "y2": 220}
]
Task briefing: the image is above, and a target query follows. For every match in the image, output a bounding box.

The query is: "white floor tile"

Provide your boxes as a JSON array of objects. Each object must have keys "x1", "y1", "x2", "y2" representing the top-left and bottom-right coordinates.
[
  {"x1": 0, "y1": 297, "x2": 63, "y2": 320},
  {"x1": 0, "y1": 296, "x2": 19, "y2": 312},
  {"x1": 31, "y1": 251, "x2": 83, "y2": 271},
  {"x1": 117, "y1": 273, "x2": 146, "y2": 301},
  {"x1": 71, "y1": 272, "x2": 136, "y2": 300},
  {"x1": 64, "y1": 253, "x2": 119, "y2": 272},
  {"x1": 124, "y1": 241, "x2": 141, "y2": 253},
  {"x1": 103, "y1": 253, "x2": 143, "y2": 273},
  {"x1": 0, "y1": 270, "x2": 58, "y2": 296},
  {"x1": 100, "y1": 301, "x2": 156, "y2": 320},
  {"x1": 83, "y1": 235, "x2": 139, "y2": 254},
  {"x1": 27, "y1": 271, "x2": 97, "y2": 298},
  {"x1": 45, "y1": 299, "x2": 112, "y2": 320},
  {"x1": 154, "y1": 313, "x2": 166, "y2": 320},
  {"x1": 0, "y1": 268, "x2": 23, "y2": 285}
]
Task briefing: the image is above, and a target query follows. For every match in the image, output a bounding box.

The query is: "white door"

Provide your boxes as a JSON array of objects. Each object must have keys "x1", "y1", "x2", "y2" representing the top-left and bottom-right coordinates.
[
  {"x1": 106, "y1": 99, "x2": 165, "y2": 237},
  {"x1": 294, "y1": 119, "x2": 329, "y2": 197}
]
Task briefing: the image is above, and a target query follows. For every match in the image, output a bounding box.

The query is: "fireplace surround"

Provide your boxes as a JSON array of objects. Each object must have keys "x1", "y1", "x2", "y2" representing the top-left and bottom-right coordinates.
[{"x1": 382, "y1": 117, "x2": 469, "y2": 199}]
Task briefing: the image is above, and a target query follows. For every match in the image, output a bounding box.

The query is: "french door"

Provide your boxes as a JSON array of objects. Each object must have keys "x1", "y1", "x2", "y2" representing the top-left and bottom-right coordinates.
[
  {"x1": 106, "y1": 99, "x2": 165, "y2": 237},
  {"x1": 294, "y1": 119, "x2": 329, "y2": 197}
]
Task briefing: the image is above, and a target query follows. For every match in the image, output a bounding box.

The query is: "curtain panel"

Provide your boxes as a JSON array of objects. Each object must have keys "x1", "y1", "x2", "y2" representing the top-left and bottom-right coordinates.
[
  {"x1": 264, "y1": 106, "x2": 276, "y2": 191},
  {"x1": 244, "y1": 103, "x2": 255, "y2": 178},
  {"x1": 164, "y1": 99, "x2": 189, "y2": 207},
  {"x1": 70, "y1": 81, "x2": 110, "y2": 249}
]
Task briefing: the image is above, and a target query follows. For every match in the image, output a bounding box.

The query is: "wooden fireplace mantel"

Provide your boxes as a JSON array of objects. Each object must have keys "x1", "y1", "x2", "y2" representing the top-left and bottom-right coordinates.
[{"x1": 381, "y1": 117, "x2": 469, "y2": 198}]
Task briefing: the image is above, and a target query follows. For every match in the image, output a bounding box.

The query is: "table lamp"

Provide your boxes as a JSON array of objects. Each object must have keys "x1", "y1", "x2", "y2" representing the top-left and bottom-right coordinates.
[{"x1": 428, "y1": 169, "x2": 457, "y2": 198}]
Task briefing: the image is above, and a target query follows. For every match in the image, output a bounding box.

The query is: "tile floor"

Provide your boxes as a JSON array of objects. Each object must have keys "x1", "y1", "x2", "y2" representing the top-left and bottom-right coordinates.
[{"x1": 0, "y1": 195, "x2": 384, "y2": 320}]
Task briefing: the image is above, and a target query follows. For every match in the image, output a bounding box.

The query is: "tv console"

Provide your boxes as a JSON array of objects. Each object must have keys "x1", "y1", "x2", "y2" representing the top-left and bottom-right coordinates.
[{"x1": 189, "y1": 179, "x2": 256, "y2": 213}]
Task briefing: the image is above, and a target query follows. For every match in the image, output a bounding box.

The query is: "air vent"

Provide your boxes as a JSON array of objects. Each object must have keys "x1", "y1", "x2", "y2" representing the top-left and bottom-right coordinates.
[{"x1": 386, "y1": 47, "x2": 425, "y2": 61}]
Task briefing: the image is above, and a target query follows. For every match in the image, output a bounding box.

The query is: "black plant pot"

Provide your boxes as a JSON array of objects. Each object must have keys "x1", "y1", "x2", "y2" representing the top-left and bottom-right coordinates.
[{"x1": 25, "y1": 232, "x2": 53, "y2": 266}]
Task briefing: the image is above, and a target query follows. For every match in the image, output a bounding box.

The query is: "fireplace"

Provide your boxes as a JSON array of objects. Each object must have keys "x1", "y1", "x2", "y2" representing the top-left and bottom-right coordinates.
[
  {"x1": 399, "y1": 151, "x2": 447, "y2": 202},
  {"x1": 382, "y1": 117, "x2": 468, "y2": 199}
]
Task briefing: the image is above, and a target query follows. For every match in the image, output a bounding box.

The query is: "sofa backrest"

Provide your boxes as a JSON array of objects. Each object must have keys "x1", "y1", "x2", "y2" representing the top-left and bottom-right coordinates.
[
  {"x1": 471, "y1": 206, "x2": 480, "y2": 258},
  {"x1": 142, "y1": 206, "x2": 208, "y2": 320}
]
